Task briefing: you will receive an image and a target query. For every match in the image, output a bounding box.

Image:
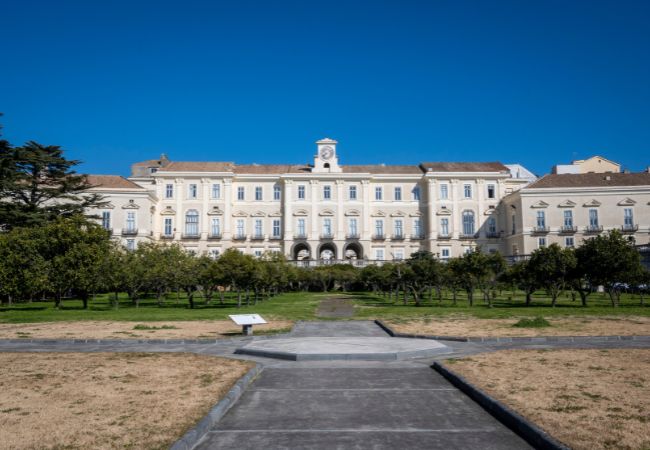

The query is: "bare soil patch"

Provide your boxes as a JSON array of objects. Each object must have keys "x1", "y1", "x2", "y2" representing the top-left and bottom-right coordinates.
[
  {"x1": 447, "y1": 349, "x2": 650, "y2": 450},
  {"x1": 388, "y1": 316, "x2": 650, "y2": 337},
  {"x1": 0, "y1": 352, "x2": 253, "y2": 450},
  {"x1": 0, "y1": 320, "x2": 293, "y2": 340}
]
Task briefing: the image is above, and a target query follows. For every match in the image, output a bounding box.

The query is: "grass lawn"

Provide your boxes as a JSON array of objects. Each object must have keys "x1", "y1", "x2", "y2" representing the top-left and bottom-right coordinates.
[
  {"x1": 0, "y1": 352, "x2": 253, "y2": 450},
  {"x1": 0, "y1": 290, "x2": 648, "y2": 325},
  {"x1": 445, "y1": 349, "x2": 650, "y2": 450}
]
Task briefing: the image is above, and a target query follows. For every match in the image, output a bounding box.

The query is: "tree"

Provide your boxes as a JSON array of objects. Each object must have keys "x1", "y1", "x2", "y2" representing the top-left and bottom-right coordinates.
[
  {"x1": 506, "y1": 261, "x2": 539, "y2": 306},
  {"x1": 527, "y1": 244, "x2": 577, "y2": 307},
  {"x1": 405, "y1": 251, "x2": 440, "y2": 306},
  {"x1": 0, "y1": 141, "x2": 105, "y2": 229},
  {"x1": 218, "y1": 249, "x2": 257, "y2": 307},
  {"x1": 575, "y1": 230, "x2": 643, "y2": 307},
  {"x1": 457, "y1": 249, "x2": 492, "y2": 307}
]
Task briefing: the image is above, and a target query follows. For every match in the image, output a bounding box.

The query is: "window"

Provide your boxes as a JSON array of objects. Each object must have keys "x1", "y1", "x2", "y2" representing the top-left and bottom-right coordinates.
[
  {"x1": 564, "y1": 210, "x2": 573, "y2": 227},
  {"x1": 101, "y1": 211, "x2": 111, "y2": 230},
  {"x1": 273, "y1": 185, "x2": 281, "y2": 201},
  {"x1": 441, "y1": 248, "x2": 450, "y2": 259},
  {"x1": 462, "y1": 210, "x2": 475, "y2": 236},
  {"x1": 589, "y1": 209, "x2": 599, "y2": 227},
  {"x1": 624, "y1": 208, "x2": 634, "y2": 226},
  {"x1": 511, "y1": 214, "x2": 516, "y2": 235},
  {"x1": 185, "y1": 210, "x2": 199, "y2": 236},
  {"x1": 297, "y1": 185, "x2": 305, "y2": 200},
  {"x1": 165, "y1": 183, "x2": 173, "y2": 199},
  {"x1": 348, "y1": 218, "x2": 358, "y2": 237},
  {"x1": 412, "y1": 186, "x2": 421, "y2": 201},
  {"x1": 323, "y1": 218, "x2": 332, "y2": 236},
  {"x1": 375, "y1": 186, "x2": 383, "y2": 200},
  {"x1": 126, "y1": 239, "x2": 135, "y2": 251},
  {"x1": 440, "y1": 184, "x2": 449, "y2": 199},
  {"x1": 237, "y1": 186, "x2": 245, "y2": 201},
  {"x1": 463, "y1": 184, "x2": 472, "y2": 199},
  {"x1": 211, "y1": 183, "x2": 221, "y2": 199},
  {"x1": 394, "y1": 219, "x2": 403, "y2": 237},
  {"x1": 487, "y1": 184, "x2": 496, "y2": 199},
  {"x1": 209, "y1": 248, "x2": 220, "y2": 259},
  {"x1": 538, "y1": 237, "x2": 546, "y2": 248},
  {"x1": 323, "y1": 185, "x2": 331, "y2": 200},
  {"x1": 349, "y1": 185, "x2": 357, "y2": 200},
  {"x1": 375, "y1": 219, "x2": 384, "y2": 237},
  {"x1": 413, "y1": 218, "x2": 422, "y2": 237},
  {"x1": 297, "y1": 218, "x2": 306, "y2": 236},
  {"x1": 565, "y1": 237, "x2": 575, "y2": 248},
  {"x1": 188, "y1": 184, "x2": 198, "y2": 199},
  {"x1": 236, "y1": 219, "x2": 245, "y2": 238},
  {"x1": 210, "y1": 218, "x2": 220, "y2": 237},
  {"x1": 164, "y1": 218, "x2": 173, "y2": 236},
  {"x1": 254, "y1": 219, "x2": 263, "y2": 238},
  {"x1": 487, "y1": 217, "x2": 496, "y2": 234},
  {"x1": 272, "y1": 219, "x2": 281, "y2": 237},
  {"x1": 394, "y1": 187, "x2": 402, "y2": 201},
  {"x1": 254, "y1": 249, "x2": 263, "y2": 258},
  {"x1": 255, "y1": 186, "x2": 263, "y2": 201},
  {"x1": 394, "y1": 249, "x2": 404, "y2": 261},
  {"x1": 375, "y1": 248, "x2": 385, "y2": 260},
  {"x1": 536, "y1": 211, "x2": 546, "y2": 228},
  {"x1": 440, "y1": 218, "x2": 449, "y2": 236},
  {"x1": 126, "y1": 211, "x2": 136, "y2": 232}
]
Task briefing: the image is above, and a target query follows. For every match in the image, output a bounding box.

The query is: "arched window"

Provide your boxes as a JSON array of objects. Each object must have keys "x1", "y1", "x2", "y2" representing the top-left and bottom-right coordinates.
[
  {"x1": 462, "y1": 210, "x2": 475, "y2": 236},
  {"x1": 185, "y1": 209, "x2": 199, "y2": 236}
]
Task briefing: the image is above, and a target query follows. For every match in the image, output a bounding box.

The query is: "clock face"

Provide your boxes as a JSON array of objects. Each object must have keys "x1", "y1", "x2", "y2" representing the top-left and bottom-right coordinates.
[{"x1": 320, "y1": 146, "x2": 334, "y2": 160}]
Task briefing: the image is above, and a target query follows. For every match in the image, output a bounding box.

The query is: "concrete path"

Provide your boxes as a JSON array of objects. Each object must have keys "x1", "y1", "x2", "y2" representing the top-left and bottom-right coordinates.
[{"x1": 194, "y1": 364, "x2": 531, "y2": 449}]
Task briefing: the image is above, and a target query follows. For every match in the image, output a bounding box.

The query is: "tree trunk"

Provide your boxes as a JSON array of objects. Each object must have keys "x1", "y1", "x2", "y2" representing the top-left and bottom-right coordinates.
[
  {"x1": 452, "y1": 290, "x2": 457, "y2": 306},
  {"x1": 7, "y1": 294, "x2": 12, "y2": 307},
  {"x1": 467, "y1": 290, "x2": 473, "y2": 307},
  {"x1": 246, "y1": 289, "x2": 250, "y2": 306},
  {"x1": 82, "y1": 294, "x2": 89, "y2": 310},
  {"x1": 403, "y1": 285, "x2": 408, "y2": 305},
  {"x1": 254, "y1": 289, "x2": 259, "y2": 305},
  {"x1": 525, "y1": 291, "x2": 532, "y2": 306},
  {"x1": 551, "y1": 293, "x2": 557, "y2": 308},
  {"x1": 578, "y1": 290, "x2": 588, "y2": 307},
  {"x1": 219, "y1": 290, "x2": 225, "y2": 305},
  {"x1": 113, "y1": 291, "x2": 119, "y2": 309},
  {"x1": 237, "y1": 289, "x2": 242, "y2": 308},
  {"x1": 187, "y1": 291, "x2": 195, "y2": 309}
]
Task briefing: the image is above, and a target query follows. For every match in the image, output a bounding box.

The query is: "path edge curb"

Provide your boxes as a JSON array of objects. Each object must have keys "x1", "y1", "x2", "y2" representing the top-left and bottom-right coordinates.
[
  {"x1": 170, "y1": 363, "x2": 263, "y2": 450},
  {"x1": 432, "y1": 361, "x2": 570, "y2": 450}
]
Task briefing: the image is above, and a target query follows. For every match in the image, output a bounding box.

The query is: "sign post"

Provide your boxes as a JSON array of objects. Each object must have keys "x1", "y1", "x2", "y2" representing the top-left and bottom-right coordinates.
[{"x1": 228, "y1": 314, "x2": 267, "y2": 336}]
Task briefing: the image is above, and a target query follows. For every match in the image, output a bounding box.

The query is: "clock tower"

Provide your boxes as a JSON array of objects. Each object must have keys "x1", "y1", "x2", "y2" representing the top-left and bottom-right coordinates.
[{"x1": 313, "y1": 138, "x2": 342, "y2": 173}]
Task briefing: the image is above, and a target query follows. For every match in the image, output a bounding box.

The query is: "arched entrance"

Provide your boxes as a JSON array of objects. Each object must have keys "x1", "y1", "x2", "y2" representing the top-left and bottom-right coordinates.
[
  {"x1": 317, "y1": 242, "x2": 338, "y2": 260},
  {"x1": 343, "y1": 242, "x2": 363, "y2": 260},
  {"x1": 292, "y1": 242, "x2": 311, "y2": 260}
]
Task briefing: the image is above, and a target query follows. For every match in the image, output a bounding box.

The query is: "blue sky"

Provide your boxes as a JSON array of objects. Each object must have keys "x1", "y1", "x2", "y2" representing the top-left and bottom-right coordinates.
[{"x1": 1, "y1": 0, "x2": 648, "y2": 177}]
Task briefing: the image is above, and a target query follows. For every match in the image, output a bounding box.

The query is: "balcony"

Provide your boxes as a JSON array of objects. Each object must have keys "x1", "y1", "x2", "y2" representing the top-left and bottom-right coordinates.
[
  {"x1": 559, "y1": 225, "x2": 577, "y2": 234},
  {"x1": 346, "y1": 233, "x2": 360, "y2": 240},
  {"x1": 121, "y1": 228, "x2": 138, "y2": 236},
  {"x1": 233, "y1": 234, "x2": 247, "y2": 241},
  {"x1": 459, "y1": 233, "x2": 478, "y2": 240},
  {"x1": 411, "y1": 234, "x2": 425, "y2": 240},
  {"x1": 181, "y1": 233, "x2": 200, "y2": 240},
  {"x1": 207, "y1": 233, "x2": 222, "y2": 240},
  {"x1": 269, "y1": 234, "x2": 282, "y2": 240},
  {"x1": 294, "y1": 233, "x2": 308, "y2": 240},
  {"x1": 372, "y1": 234, "x2": 386, "y2": 241},
  {"x1": 320, "y1": 233, "x2": 334, "y2": 240},
  {"x1": 437, "y1": 233, "x2": 451, "y2": 240},
  {"x1": 621, "y1": 224, "x2": 639, "y2": 233},
  {"x1": 391, "y1": 233, "x2": 405, "y2": 241},
  {"x1": 485, "y1": 231, "x2": 501, "y2": 239},
  {"x1": 532, "y1": 226, "x2": 550, "y2": 234},
  {"x1": 160, "y1": 234, "x2": 174, "y2": 240},
  {"x1": 251, "y1": 234, "x2": 265, "y2": 241},
  {"x1": 585, "y1": 225, "x2": 603, "y2": 234}
]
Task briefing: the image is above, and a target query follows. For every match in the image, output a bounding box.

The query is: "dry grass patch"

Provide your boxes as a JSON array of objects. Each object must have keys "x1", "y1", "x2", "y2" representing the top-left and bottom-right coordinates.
[
  {"x1": 388, "y1": 316, "x2": 650, "y2": 337},
  {"x1": 0, "y1": 320, "x2": 293, "y2": 340},
  {"x1": 0, "y1": 352, "x2": 253, "y2": 449},
  {"x1": 447, "y1": 349, "x2": 650, "y2": 450}
]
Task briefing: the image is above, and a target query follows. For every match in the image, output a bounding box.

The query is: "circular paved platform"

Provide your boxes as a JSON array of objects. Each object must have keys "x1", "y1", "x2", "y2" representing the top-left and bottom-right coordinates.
[{"x1": 234, "y1": 336, "x2": 452, "y2": 361}]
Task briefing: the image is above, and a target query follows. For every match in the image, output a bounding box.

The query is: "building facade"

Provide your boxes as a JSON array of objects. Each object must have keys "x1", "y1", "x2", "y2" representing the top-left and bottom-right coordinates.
[{"x1": 87, "y1": 139, "x2": 649, "y2": 261}]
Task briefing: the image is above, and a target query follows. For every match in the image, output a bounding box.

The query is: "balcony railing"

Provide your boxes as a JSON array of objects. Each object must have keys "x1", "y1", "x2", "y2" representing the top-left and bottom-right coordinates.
[
  {"x1": 372, "y1": 234, "x2": 386, "y2": 240},
  {"x1": 621, "y1": 224, "x2": 639, "y2": 233},
  {"x1": 559, "y1": 225, "x2": 577, "y2": 234},
  {"x1": 320, "y1": 233, "x2": 334, "y2": 240},
  {"x1": 251, "y1": 234, "x2": 265, "y2": 240},
  {"x1": 346, "y1": 233, "x2": 360, "y2": 239},
  {"x1": 233, "y1": 234, "x2": 247, "y2": 241},
  {"x1": 181, "y1": 233, "x2": 200, "y2": 240},
  {"x1": 160, "y1": 234, "x2": 174, "y2": 240},
  {"x1": 207, "y1": 233, "x2": 222, "y2": 240},
  {"x1": 485, "y1": 231, "x2": 500, "y2": 239},
  {"x1": 532, "y1": 226, "x2": 550, "y2": 234},
  {"x1": 459, "y1": 233, "x2": 478, "y2": 240},
  {"x1": 391, "y1": 234, "x2": 405, "y2": 241},
  {"x1": 411, "y1": 234, "x2": 425, "y2": 240},
  {"x1": 294, "y1": 233, "x2": 308, "y2": 240},
  {"x1": 437, "y1": 233, "x2": 451, "y2": 240},
  {"x1": 269, "y1": 234, "x2": 282, "y2": 240},
  {"x1": 121, "y1": 228, "x2": 138, "y2": 236},
  {"x1": 585, "y1": 225, "x2": 603, "y2": 233}
]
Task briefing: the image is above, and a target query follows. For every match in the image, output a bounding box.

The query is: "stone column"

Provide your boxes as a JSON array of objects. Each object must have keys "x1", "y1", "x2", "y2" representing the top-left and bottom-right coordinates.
[{"x1": 223, "y1": 179, "x2": 232, "y2": 241}]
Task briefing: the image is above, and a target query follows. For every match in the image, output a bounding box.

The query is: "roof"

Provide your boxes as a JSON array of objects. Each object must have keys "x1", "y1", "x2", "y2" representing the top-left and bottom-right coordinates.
[
  {"x1": 233, "y1": 164, "x2": 312, "y2": 175},
  {"x1": 163, "y1": 161, "x2": 235, "y2": 172},
  {"x1": 526, "y1": 172, "x2": 650, "y2": 189},
  {"x1": 341, "y1": 165, "x2": 423, "y2": 174},
  {"x1": 86, "y1": 175, "x2": 144, "y2": 190},
  {"x1": 420, "y1": 162, "x2": 509, "y2": 172}
]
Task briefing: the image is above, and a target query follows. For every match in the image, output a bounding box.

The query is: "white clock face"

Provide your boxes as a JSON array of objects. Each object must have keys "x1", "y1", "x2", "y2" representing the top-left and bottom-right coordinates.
[{"x1": 320, "y1": 146, "x2": 334, "y2": 160}]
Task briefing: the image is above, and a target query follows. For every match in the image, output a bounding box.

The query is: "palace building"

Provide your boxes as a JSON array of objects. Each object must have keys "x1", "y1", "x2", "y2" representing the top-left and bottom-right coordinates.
[{"x1": 86, "y1": 139, "x2": 650, "y2": 262}]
